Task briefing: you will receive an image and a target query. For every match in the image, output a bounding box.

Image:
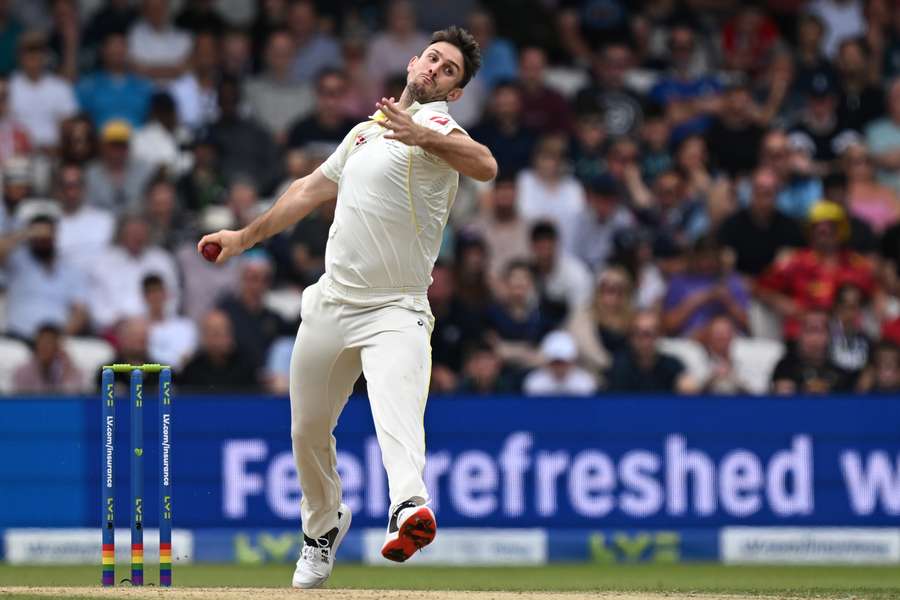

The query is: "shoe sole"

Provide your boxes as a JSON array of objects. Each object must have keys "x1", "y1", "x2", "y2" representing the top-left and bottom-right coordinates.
[{"x1": 381, "y1": 507, "x2": 436, "y2": 563}]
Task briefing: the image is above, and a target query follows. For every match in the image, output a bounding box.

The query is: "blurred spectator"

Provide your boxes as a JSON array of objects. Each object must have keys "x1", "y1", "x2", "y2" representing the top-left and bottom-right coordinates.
[
  {"x1": 144, "y1": 176, "x2": 192, "y2": 249},
  {"x1": 606, "y1": 310, "x2": 696, "y2": 394},
  {"x1": 720, "y1": 4, "x2": 780, "y2": 75},
  {"x1": 225, "y1": 177, "x2": 263, "y2": 229},
  {"x1": 131, "y1": 92, "x2": 190, "y2": 175},
  {"x1": 829, "y1": 283, "x2": 872, "y2": 377},
  {"x1": 610, "y1": 227, "x2": 667, "y2": 311},
  {"x1": 575, "y1": 41, "x2": 643, "y2": 138},
  {"x1": 250, "y1": 0, "x2": 289, "y2": 64},
  {"x1": 570, "y1": 174, "x2": 633, "y2": 273},
  {"x1": 842, "y1": 140, "x2": 900, "y2": 233},
  {"x1": 286, "y1": 68, "x2": 355, "y2": 155},
  {"x1": 174, "y1": 209, "x2": 240, "y2": 322},
  {"x1": 287, "y1": 0, "x2": 341, "y2": 84},
  {"x1": 638, "y1": 104, "x2": 673, "y2": 183},
  {"x1": 718, "y1": 167, "x2": 805, "y2": 277},
  {"x1": 469, "y1": 81, "x2": 537, "y2": 177},
  {"x1": 88, "y1": 214, "x2": 180, "y2": 331},
  {"x1": 705, "y1": 81, "x2": 765, "y2": 178},
  {"x1": 428, "y1": 261, "x2": 476, "y2": 393},
  {"x1": 529, "y1": 221, "x2": 592, "y2": 324},
  {"x1": 177, "y1": 132, "x2": 226, "y2": 211},
  {"x1": 789, "y1": 72, "x2": 844, "y2": 167},
  {"x1": 523, "y1": 330, "x2": 597, "y2": 396},
  {"x1": 698, "y1": 316, "x2": 751, "y2": 395},
  {"x1": 648, "y1": 24, "x2": 721, "y2": 142},
  {"x1": 467, "y1": 174, "x2": 529, "y2": 283},
  {"x1": 175, "y1": 0, "x2": 226, "y2": 36},
  {"x1": 417, "y1": 0, "x2": 477, "y2": 34},
  {"x1": 0, "y1": 155, "x2": 32, "y2": 233},
  {"x1": 604, "y1": 136, "x2": 643, "y2": 207},
  {"x1": 168, "y1": 30, "x2": 220, "y2": 130},
  {"x1": 855, "y1": 341, "x2": 900, "y2": 393},
  {"x1": 758, "y1": 200, "x2": 878, "y2": 339},
  {"x1": 76, "y1": 31, "x2": 153, "y2": 128},
  {"x1": 834, "y1": 38, "x2": 883, "y2": 131},
  {"x1": 755, "y1": 129, "x2": 822, "y2": 220},
  {"x1": 364, "y1": 0, "x2": 429, "y2": 93},
  {"x1": 517, "y1": 46, "x2": 573, "y2": 135},
  {"x1": 821, "y1": 169, "x2": 877, "y2": 254},
  {"x1": 662, "y1": 235, "x2": 750, "y2": 339},
  {"x1": 9, "y1": 31, "x2": 76, "y2": 150},
  {"x1": 54, "y1": 162, "x2": 115, "y2": 272},
  {"x1": 0, "y1": 75, "x2": 28, "y2": 163},
  {"x1": 569, "y1": 111, "x2": 605, "y2": 182},
  {"x1": 568, "y1": 265, "x2": 634, "y2": 372},
  {"x1": 58, "y1": 113, "x2": 95, "y2": 164},
  {"x1": 209, "y1": 76, "x2": 278, "y2": 189},
  {"x1": 794, "y1": 14, "x2": 833, "y2": 95},
  {"x1": 455, "y1": 341, "x2": 517, "y2": 395},
  {"x1": 452, "y1": 231, "x2": 492, "y2": 337},
  {"x1": 637, "y1": 167, "x2": 704, "y2": 250},
  {"x1": 109, "y1": 316, "x2": 151, "y2": 365},
  {"x1": 11, "y1": 323, "x2": 83, "y2": 394},
  {"x1": 216, "y1": 250, "x2": 289, "y2": 370},
  {"x1": 128, "y1": 0, "x2": 192, "y2": 82},
  {"x1": 487, "y1": 259, "x2": 548, "y2": 370},
  {"x1": 245, "y1": 29, "x2": 315, "y2": 144},
  {"x1": 864, "y1": 78, "x2": 900, "y2": 194},
  {"x1": 807, "y1": 0, "x2": 865, "y2": 58},
  {"x1": 46, "y1": 0, "x2": 81, "y2": 82},
  {"x1": 0, "y1": 0, "x2": 22, "y2": 76},
  {"x1": 143, "y1": 273, "x2": 197, "y2": 370},
  {"x1": 220, "y1": 27, "x2": 253, "y2": 80},
  {"x1": 268, "y1": 197, "x2": 331, "y2": 288},
  {"x1": 339, "y1": 36, "x2": 379, "y2": 120},
  {"x1": 467, "y1": 9, "x2": 517, "y2": 91},
  {"x1": 516, "y1": 136, "x2": 584, "y2": 248},
  {"x1": 771, "y1": 309, "x2": 851, "y2": 394},
  {"x1": 0, "y1": 202, "x2": 88, "y2": 340},
  {"x1": 180, "y1": 308, "x2": 259, "y2": 390},
  {"x1": 83, "y1": 0, "x2": 137, "y2": 63},
  {"x1": 83, "y1": 119, "x2": 156, "y2": 214}
]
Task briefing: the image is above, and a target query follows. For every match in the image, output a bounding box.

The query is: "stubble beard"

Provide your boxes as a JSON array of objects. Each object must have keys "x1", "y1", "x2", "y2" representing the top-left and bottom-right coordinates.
[{"x1": 406, "y1": 81, "x2": 446, "y2": 104}]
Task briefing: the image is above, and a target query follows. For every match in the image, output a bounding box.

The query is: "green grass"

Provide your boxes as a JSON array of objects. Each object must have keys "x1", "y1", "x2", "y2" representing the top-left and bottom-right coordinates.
[{"x1": 1, "y1": 563, "x2": 900, "y2": 598}]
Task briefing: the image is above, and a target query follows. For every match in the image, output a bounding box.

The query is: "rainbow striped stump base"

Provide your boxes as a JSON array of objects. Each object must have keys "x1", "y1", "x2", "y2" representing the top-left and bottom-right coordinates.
[
  {"x1": 131, "y1": 543, "x2": 143, "y2": 585},
  {"x1": 160, "y1": 542, "x2": 172, "y2": 586},
  {"x1": 101, "y1": 544, "x2": 115, "y2": 586}
]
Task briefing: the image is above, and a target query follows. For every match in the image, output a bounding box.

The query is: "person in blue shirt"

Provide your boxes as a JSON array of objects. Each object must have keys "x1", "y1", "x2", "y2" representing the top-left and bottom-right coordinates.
[
  {"x1": 649, "y1": 24, "x2": 721, "y2": 143},
  {"x1": 76, "y1": 31, "x2": 154, "y2": 128}
]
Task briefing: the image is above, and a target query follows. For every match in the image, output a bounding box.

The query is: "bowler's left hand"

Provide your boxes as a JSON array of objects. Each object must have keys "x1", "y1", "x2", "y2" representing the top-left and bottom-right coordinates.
[{"x1": 375, "y1": 97, "x2": 428, "y2": 146}]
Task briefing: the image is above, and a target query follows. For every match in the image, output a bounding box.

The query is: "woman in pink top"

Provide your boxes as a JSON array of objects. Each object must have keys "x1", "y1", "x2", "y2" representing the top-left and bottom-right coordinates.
[{"x1": 844, "y1": 141, "x2": 900, "y2": 233}]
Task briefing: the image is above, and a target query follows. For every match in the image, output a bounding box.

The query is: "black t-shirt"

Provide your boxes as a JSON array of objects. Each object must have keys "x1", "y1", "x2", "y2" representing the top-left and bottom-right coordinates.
[
  {"x1": 217, "y1": 295, "x2": 290, "y2": 369},
  {"x1": 771, "y1": 353, "x2": 852, "y2": 394},
  {"x1": 718, "y1": 208, "x2": 805, "y2": 276},
  {"x1": 880, "y1": 221, "x2": 900, "y2": 273},
  {"x1": 286, "y1": 116, "x2": 356, "y2": 155},
  {"x1": 179, "y1": 351, "x2": 260, "y2": 392},
  {"x1": 705, "y1": 119, "x2": 764, "y2": 177},
  {"x1": 838, "y1": 85, "x2": 885, "y2": 132},
  {"x1": 606, "y1": 350, "x2": 685, "y2": 392},
  {"x1": 469, "y1": 118, "x2": 538, "y2": 178}
]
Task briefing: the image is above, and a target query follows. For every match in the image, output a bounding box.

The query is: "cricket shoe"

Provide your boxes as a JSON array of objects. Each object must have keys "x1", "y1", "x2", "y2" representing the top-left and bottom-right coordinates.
[
  {"x1": 380, "y1": 499, "x2": 436, "y2": 562},
  {"x1": 291, "y1": 503, "x2": 352, "y2": 589}
]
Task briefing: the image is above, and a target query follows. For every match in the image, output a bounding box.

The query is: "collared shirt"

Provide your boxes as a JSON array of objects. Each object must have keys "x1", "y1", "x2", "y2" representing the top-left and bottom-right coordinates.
[
  {"x1": 9, "y1": 72, "x2": 77, "y2": 146},
  {"x1": 319, "y1": 100, "x2": 465, "y2": 294},
  {"x1": 5, "y1": 247, "x2": 88, "y2": 339}
]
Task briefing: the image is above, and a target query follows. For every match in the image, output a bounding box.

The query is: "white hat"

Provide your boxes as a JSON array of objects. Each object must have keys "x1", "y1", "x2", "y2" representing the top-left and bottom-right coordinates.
[
  {"x1": 16, "y1": 198, "x2": 61, "y2": 224},
  {"x1": 541, "y1": 330, "x2": 577, "y2": 363}
]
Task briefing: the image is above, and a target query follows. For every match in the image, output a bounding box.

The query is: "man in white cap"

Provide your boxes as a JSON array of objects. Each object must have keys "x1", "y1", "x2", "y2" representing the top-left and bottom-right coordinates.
[{"x1": 523, "y1": 330, "x2": 597, "y2": 396}]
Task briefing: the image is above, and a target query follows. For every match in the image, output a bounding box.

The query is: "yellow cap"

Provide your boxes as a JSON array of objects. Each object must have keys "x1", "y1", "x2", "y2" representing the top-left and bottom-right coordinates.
[
  {"x1": 808, "y1": 200, "x2": 850, "y2": 241},
  {"x1": 101, "y1": 119, "x2": 132, "y2": 143}
]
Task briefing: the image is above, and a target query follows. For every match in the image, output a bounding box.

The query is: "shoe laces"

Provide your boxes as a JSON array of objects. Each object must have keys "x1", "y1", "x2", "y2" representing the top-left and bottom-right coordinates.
[{"x1": 301, "y1": 536, "x2": 332, "y2": 564}]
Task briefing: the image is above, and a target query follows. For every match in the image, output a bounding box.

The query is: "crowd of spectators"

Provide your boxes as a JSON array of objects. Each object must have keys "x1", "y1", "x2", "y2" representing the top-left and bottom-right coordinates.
[{"x1": 4, "y1": 0, "x2": 900, "y2": 397}]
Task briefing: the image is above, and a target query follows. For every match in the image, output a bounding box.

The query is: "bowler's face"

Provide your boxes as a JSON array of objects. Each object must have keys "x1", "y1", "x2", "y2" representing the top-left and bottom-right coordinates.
[{"x1": 407, "y1": 41, "x2": 465, "y2": 103}]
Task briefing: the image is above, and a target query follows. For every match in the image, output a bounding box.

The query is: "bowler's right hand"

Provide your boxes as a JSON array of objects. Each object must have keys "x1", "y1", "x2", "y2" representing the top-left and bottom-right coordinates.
[{"x1": 196, "y1": 229, "x2": 245, "y2": 264}]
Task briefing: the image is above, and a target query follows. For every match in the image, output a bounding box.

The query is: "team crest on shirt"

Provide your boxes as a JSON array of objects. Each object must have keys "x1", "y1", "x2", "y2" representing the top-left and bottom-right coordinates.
[
  {"x1": 430, "y1": 116, "x2": 449, "y2": 126},
  {"x1": 354, "y1": 133, "x2": 367, "y2": 146}
]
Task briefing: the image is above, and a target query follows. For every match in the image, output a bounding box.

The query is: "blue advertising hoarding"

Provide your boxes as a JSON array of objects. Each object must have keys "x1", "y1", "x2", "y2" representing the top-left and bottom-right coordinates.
[{"x1": 1, "y1": 394, "x2": 898, "y2": 533}]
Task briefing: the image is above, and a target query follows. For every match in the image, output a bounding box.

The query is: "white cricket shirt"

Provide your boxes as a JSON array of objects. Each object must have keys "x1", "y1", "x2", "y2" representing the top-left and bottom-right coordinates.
[{"x1": 319, "y1": 100, "x2": 464, "y2": 295}]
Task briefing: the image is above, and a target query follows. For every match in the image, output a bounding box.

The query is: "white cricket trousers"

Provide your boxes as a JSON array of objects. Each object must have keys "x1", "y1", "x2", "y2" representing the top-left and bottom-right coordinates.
[{"x1": 289, "y1": 276, "x2": 434, "y2": 538}]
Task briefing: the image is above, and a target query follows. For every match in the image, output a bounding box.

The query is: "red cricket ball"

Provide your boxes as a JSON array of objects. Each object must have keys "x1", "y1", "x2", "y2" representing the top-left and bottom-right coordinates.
[{"x1": 201, "y1": 242, "x2": 222, "y2": 262}]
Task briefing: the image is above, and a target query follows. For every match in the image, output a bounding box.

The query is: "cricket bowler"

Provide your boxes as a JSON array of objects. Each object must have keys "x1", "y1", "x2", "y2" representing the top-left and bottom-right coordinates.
[{"x1": 197, "y1": 26, "x2": 496, "y2": 588}]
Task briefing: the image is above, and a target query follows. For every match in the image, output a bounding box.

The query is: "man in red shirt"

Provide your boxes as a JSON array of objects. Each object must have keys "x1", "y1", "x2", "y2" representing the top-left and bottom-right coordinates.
[{"x1": 757, "y1": 200, "x2": 878, "y2": 339}]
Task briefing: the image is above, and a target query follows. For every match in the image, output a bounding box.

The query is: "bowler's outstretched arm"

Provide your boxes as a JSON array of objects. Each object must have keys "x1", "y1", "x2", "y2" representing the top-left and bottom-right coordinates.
[{"x1": 196, "y1": 168, "x2": 338, "y2": 264}]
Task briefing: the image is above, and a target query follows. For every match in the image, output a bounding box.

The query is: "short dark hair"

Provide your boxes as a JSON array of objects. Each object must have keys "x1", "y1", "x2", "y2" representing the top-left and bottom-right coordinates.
[
  {"x1": 428, "y1": 26, "x2": 481, "y2": 88},
  {"x1": 530, "y1": 221, "x2": 558, "y2": 243},
  {"x1": 142, "y1": 273, "x2": 165, "y2": 292}
]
